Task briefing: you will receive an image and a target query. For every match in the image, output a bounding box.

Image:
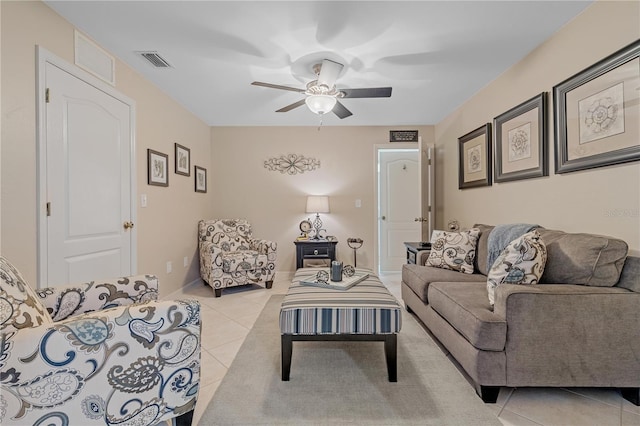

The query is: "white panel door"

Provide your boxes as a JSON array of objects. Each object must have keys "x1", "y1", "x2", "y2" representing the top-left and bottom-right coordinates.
[
  {"x1": 44, "y1": 62, "x2": 133, "y2": 286},
  {"x1": 378, "y1": 149, "x2": 420, "y2": 273}
]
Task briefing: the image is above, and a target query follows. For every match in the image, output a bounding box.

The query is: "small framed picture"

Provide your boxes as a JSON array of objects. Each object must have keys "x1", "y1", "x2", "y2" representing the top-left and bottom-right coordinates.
[
  {"x1": 553, "y1": 40, "x2": 640, "y2": 173},
  {"x1": 195, "y1": 166, "x2": 207, "y2": 193},
  {"x1": 458, "y1": 123, "x2": 492, "y2": 189},
  {"x1": 147, "y1": 149, "x2": 168, "y2": 187},
  {"x1": 175, "y1": 143, "x2": 190, "y2": 176},
  {"x1": 493, "y1": 92, "x2": 548, "y2": 183}
]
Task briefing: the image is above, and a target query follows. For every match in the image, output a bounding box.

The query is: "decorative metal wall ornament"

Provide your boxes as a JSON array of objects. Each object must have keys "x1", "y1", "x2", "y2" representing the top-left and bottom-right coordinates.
[{"x1": 264, "y1": 154, "x2": 320, "y2": 175}]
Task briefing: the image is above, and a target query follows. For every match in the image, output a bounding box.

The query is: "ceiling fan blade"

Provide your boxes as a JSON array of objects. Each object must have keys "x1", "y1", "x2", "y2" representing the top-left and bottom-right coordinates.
[
  {"x1": 341, "y1": 87, "x2": 392, "y2": 98},
  {"x1": 333, "y1": 100, "x2": 353, "y2": 119},
  {"x1": 276, "y1": 99, "x2": 306, "y2": 112},
  {"x1": 317, "y1": 59, "x2": 344, "y2": 88},
  {"x1": 251, "y1": 81, "x2": 305, "y2": 93}
]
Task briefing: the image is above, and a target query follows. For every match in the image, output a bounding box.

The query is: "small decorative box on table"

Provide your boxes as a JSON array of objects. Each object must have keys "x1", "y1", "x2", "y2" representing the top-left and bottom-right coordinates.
[{"x1": 279, "y1": 268, "x2": 402, "y2": 382}]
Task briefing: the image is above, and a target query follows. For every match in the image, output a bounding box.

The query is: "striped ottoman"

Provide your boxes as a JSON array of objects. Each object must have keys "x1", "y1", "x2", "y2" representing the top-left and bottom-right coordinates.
[{"x1": 279, "y1": 268, "x2": 402, "y2": 381}]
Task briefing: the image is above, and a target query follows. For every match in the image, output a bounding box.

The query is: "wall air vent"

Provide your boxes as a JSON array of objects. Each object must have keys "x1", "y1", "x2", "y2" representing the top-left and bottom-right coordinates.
[{"x1": 137, "y1": 51, "x2": 172, "y2": 68}]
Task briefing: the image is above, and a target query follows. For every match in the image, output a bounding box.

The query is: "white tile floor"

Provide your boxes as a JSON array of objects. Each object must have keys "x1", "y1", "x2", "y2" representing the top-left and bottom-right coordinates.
[{"x1": 166, "y1": 273, "x2": 640, "y2": 426}]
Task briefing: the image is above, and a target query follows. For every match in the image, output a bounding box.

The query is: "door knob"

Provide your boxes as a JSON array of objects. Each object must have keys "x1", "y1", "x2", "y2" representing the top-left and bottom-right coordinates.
[
  {"x1": 414, "y1": 217, "x2": 428, "y2": 222},
  {"x1": 381, "y1": 216, "x2": 386, "y2": 220},
  {"x1": 123, "y1": 221, "x2": 134, "y2": 230}
]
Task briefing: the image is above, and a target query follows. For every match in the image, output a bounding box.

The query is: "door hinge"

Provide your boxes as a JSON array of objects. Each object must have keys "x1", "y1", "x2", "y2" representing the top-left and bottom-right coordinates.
[
  {"x1": 45, "y1": 88, "x2": 50, "y2": 103},
  {"x1": 46, "y1": 202, "x2": 51, "y2": 216}
]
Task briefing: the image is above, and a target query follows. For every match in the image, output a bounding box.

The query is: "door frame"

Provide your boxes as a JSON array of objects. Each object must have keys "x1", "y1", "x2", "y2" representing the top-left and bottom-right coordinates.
[
  {"x1": 36, "y1": 46, "x2": 137, "y2": 287},
  {"x1": 373, "y1": 143, "x2": 419, "y2": 275}
]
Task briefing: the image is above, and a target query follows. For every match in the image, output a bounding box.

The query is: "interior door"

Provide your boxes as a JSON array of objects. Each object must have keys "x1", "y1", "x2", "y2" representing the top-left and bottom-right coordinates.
[
  {"x1": 41, "y1": 58, "x2": 135, "y2": 286},
  {"x1": 418, "y1": 140, "x2": 435, "y2": 242},
  {"x1": 378, "y1": 149, "x2": 420, "y2": 273}
]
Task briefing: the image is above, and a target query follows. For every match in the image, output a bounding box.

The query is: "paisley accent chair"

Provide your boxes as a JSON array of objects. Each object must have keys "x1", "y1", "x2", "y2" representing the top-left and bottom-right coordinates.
[
  {"x1": 0, "y1": 255, "x2": 200, "y2": 426},
  {"x1": 198, "y1": 219, "x2": 277, "y2": 297}
]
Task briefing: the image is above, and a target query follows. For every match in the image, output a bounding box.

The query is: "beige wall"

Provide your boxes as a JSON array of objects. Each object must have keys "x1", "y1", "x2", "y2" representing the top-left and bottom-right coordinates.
[
  {"x1": 211, "y1": 126, "x2": 434, "y2": 272},
  {"x1": 1, "y1": 1, "x2": 213, "y2": 296},
  {"x1": 435, "y1": 0, "x2": 640, "y2": 255}
]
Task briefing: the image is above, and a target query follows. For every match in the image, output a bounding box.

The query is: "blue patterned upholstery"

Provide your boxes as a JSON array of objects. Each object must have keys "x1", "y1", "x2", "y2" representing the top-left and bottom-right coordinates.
[
  {"x1": 198, "y1": 219, "x2": 277, "y2": 297},
  {"x1": 0, "y1": 256, "x2": 200, "y2": 425}
]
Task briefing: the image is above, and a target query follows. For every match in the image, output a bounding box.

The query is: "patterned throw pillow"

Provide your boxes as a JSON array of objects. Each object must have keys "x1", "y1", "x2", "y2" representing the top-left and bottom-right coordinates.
[
  {"x1": 0, "y1": 256, "x2": 53, "y2": 332},
  {"x1": 426, "y1": 228, "x2": 480, "y2": 274},
  {"x1": 487, "y1": 230, "x2": 547, "y2": 306}
]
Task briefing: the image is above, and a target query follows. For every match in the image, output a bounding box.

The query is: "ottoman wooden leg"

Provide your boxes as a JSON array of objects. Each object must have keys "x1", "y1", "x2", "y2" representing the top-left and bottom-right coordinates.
[
  {"x1": 281, "y1": 334, "x2": 292, "y2": 381},
  {"x1": 384, "y1": 334, "x2": 397, "y2": 382}
]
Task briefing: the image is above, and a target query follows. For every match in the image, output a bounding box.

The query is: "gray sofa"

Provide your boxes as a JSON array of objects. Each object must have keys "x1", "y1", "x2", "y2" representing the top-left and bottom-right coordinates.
[{"x1": 401, "y1": 224, "x2": 640, "y2": 405}]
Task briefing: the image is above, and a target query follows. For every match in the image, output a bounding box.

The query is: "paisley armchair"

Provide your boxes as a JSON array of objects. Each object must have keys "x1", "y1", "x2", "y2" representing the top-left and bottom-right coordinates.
[
  {"x1": 0, "y1": 256, "x2": 200, "y2": 426},
  {"x1": 198, "y1": 219, "x2": 277, "y2": 297}
]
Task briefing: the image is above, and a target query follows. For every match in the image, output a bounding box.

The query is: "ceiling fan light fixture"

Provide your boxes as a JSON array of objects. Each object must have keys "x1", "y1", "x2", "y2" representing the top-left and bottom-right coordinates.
[{"x1": 305, "y1": 94, "x2": 337, "y2": 115}]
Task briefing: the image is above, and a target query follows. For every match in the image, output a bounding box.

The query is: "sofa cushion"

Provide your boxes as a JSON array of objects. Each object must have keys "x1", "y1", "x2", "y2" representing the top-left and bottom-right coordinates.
[
  {"x1": 221, "y1": 250, "x2": 262, "y2": 273},
  {"x1": 428, "y1": 282, "x2": 506, "y2": 351},
  {"x1": 0, "y1": 256, "x2": 53, "y2": 332},
  {"x1": 426, "y1": 228, "x2": 480, "y2": 274},
  {"x1": 402, "y1": 264, "x2": 486, "y2": 303},
  {"x1": 538, "y1": 229, "x2": 627, "y2": 287},
  {"x1": 616, "y1": 256, "x2": 640, "y2": 293},
  {"x1": 487, "y1": 230, "x2": 547, "y2": 306},
  {"x1": 472, "y1": 224, "x2": 495, "y2": 275}
]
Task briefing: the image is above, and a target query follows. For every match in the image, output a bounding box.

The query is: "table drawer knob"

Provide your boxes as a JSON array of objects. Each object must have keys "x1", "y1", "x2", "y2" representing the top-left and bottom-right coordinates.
[{"x1": 314, "y1": 249, "x2": 318, "y2": 255}]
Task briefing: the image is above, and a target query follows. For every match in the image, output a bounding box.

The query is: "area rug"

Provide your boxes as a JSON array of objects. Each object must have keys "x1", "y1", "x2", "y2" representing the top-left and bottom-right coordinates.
[{"x1": 201, "y1": 295, "x2": 501, "y2": 425}]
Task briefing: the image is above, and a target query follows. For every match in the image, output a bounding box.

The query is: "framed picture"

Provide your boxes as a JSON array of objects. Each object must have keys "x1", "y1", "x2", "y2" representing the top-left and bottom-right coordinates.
[
  {"x1": 493, "y1": 92, "x2": 548, "y2": 182},
  {"x1": 194, "y1": 166, "x2": 207, "y2": 193},
  {"x1": 147, "y1": 149, "x2": 168, "y2": 187},
  {"x1": 553, "y1": 40, "x2": 640, "y2": 174},
  {"x1": 175, "y1": 143, "x2": 190, "y2": 176},
  {"x1": 458, "y1": 123, "x2": 492, "y2": 189}
]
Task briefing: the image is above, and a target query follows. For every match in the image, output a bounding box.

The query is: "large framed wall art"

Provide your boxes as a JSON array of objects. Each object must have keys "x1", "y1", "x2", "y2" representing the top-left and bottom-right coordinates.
[
  {"x1": 458, "y1": 123, "x2": 492, "y2": 189},
  {"x1": 493, "y1": 93, "x2": 548, "y2": 182},
  {"x1": 553, "y1": 40, "x2": 640, "y2": 174}
]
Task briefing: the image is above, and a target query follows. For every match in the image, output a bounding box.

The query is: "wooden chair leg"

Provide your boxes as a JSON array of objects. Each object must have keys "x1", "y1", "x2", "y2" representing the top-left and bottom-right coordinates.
[
  {"x1": 266, "y1": 280, "x2": 273, "y2": 289},
  {"x1": 175, "y1": 409, "x2": 194, "y2": 426},
  {"x1": 214, "y1": 288, "x2": 222, "y2": 298}
]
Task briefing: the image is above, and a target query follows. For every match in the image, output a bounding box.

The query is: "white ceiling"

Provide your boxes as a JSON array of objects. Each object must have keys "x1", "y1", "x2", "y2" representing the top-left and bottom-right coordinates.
[{"x1": 44, "y1": 1, "x2": 592, "y2": 127}]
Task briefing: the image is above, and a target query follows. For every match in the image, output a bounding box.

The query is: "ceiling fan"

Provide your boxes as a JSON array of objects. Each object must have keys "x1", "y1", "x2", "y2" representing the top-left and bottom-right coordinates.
[{"x1": 251, "y1": 59, "x2": 392, "y2": 119}]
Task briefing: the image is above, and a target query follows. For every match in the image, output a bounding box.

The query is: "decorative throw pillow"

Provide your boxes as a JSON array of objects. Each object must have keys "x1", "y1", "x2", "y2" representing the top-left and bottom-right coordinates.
[
  {"x1": 486, "y1": 230, "x2": 547, "y2": 306},
  {"x1": 426, "y1": 228, "x2": 480, "y2": 274},
  {"x1": 0, "y1": 256, "x2": 53, "y2": 332}
]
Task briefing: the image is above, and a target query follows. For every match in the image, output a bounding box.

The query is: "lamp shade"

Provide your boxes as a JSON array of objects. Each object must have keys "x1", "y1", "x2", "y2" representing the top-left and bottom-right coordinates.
[
  {"x1": 305, "y1": 95, "x2": 337, "y2": 115},
  {"x1": 306, "y1": 196, "x2": 330, "y2": 214}
]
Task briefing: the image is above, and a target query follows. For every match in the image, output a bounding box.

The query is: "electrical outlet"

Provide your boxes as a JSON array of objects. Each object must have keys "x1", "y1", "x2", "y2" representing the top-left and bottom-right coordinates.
[
  {"x1": 166, "y1": 261, "x2": 172, "y2": 274},
  {"x1": 355, "y1": 199, "x2": 362, "y2": 208},
  {"x1": 183, "y1": 256, "x2": 188, "y2": 267}
]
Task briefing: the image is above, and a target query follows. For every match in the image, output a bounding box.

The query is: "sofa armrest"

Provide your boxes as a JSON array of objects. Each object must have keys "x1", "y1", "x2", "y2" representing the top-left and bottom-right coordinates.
[
  {"x1": 36, "y1": 274, "x2": 159, "y2": 321},
  {"x1": 493, "y1": 284, "x2": 640, "y2": 387},
  {"x1": 1, "y1": 299, "x2": 201, "y2": 425}
]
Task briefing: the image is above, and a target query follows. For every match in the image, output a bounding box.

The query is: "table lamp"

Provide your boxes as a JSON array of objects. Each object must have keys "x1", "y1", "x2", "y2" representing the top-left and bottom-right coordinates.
[{"x1": 306, "y1": 195, "x2": 330, "y2": 240}]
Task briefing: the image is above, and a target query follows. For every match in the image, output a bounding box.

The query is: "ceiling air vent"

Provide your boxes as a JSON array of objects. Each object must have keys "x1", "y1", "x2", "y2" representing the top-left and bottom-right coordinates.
[{"x1": 137, "y1": 51, "x2": 172, "y2": 68}]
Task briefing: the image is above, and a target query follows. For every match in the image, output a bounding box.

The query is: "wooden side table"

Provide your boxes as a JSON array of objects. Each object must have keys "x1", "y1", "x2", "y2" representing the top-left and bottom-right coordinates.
[
  {"x1": 294, "y1": 240, "x2": 338, "y2": 269},
  {"x1": 404, "y1": 242, "x2": 431, "y2": 265}
]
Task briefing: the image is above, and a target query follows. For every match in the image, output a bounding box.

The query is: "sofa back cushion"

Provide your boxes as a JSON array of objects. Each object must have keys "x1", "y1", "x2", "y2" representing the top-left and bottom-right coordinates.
[
  {"x1": 616, "y1": 256, "x2": 640, "y2": 292},
  {"x1": 199, "y1": 219, "x2": 253, "y2": 250},
  {"x1": 537, "y1": 229, "x2": 627, "y2": 287},
  {"x1": 0, "y1": 256, "x2": 53, "y2": 332},
  {"x1": 473, "y1": 224, "x2": 495, "y2": 275}
]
